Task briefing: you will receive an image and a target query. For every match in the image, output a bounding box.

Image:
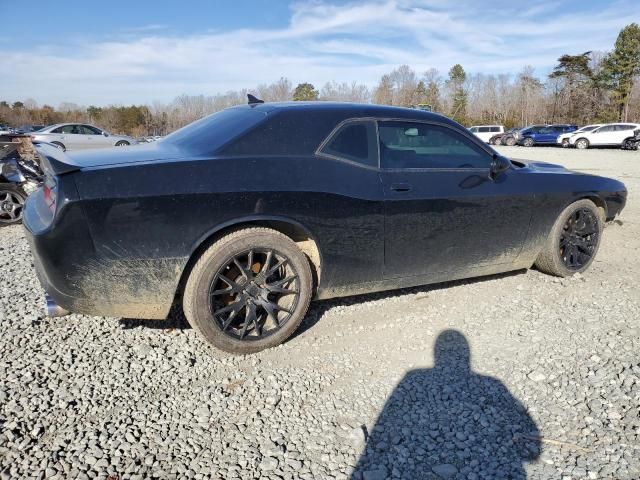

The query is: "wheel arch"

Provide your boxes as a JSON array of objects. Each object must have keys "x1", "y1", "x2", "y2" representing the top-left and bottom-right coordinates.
[
  {"x1": 174, "y1": 215, "x2": 323, "y2": 301},
  {"x1": 572, "y1": 194, "x2": 607, "y2": 221}
]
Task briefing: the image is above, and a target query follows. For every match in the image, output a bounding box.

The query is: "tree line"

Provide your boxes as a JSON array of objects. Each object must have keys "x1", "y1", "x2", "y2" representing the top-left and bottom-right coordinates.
[{"x1": 1, "y1": 23, "x2": 639, "y2": 136}]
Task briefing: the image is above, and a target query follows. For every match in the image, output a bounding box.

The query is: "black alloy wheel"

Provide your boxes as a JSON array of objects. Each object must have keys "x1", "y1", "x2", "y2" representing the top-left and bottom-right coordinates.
[
  {"x1": 559, "y1": 208, "x2": 599, "y2": 270},
  {"x1": 209, "y1": 249, "x2": 300, "y2": 341},
  {"x1": 0, "y1": 184, "x2": 27, "y2": 225}
]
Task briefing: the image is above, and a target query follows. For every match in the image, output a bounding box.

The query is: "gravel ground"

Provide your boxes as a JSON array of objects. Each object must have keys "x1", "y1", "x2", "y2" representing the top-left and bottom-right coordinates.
[{"x1": 1, "y1": 146, "x2": 639, "y2": 480}]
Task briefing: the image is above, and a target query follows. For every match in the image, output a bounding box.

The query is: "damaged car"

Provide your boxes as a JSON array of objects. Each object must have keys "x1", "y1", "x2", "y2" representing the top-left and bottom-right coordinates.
[{"x1": 24, "y1": 98, "x2": 627, "y2": 353}]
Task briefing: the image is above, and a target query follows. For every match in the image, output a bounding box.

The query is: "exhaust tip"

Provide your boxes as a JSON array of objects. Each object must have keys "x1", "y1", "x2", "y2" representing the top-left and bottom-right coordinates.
[{"x1": 44, "y1": 293, "x2": 69, "y2": 317}]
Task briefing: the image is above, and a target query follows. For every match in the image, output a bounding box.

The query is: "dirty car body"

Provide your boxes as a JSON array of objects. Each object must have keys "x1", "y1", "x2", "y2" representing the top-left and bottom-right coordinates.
[{"x1": 24, "y1": 102, "x2": 627, "y2": 320}]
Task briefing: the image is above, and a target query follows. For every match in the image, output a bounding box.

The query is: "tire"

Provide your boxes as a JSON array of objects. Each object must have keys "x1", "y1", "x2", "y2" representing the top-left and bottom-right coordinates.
[
  {"x1": 115, "y1": 141, "x2": 130, "y2": 147},
  {"x1": 575, "y1": 138, "x2": 589, "y2": 150},
  {"x1": 505, "y1": 136, "x2": 516, "y2": 146},
  {"x1": 51, "y1": 141, "x2": 66, "y2": 151},
  {"x1": 622, "y1": 138, "x2": 634, "y2": 150},
  {"x1": 523, "y1": 137, "x2": 535, "y2": 147},
  {"x1": 490, "y1": 137, "x2": 499, "y2": 145},
  {"x1": 534, "y1": 199, "x2": 603, "y2": 277},
  {"x1": 561, "y1": 138, "x2": 570, "y2": 148},
  {"x1": 0, "y1": 183, "x2": 27, "y2": 225},
  {"x1": 183, "y1": 227, "x2": 313, "y2": 354}
]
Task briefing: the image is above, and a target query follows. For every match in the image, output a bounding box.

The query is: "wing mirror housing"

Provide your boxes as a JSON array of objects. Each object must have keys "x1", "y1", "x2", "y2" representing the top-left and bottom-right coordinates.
[
  {"x1": 103, "y1": 131, "x2": 109, "y2": 137},
  {"x1": 490, "y1": 154, "x2": 511, "y2": 180}
]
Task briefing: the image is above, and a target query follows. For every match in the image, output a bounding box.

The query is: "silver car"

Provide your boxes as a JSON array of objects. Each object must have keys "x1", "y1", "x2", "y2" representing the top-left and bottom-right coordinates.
[{"x1": 31, "y1": 123, "x2": 137, "y2": 151}]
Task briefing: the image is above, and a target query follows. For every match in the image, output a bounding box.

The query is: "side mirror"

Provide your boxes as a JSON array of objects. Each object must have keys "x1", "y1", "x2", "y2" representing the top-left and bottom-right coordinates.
[
  {"x1": 103, "y1": 131, "x2": 109, "y2": 137},
  {"x1": 490, "y1": 154, "x2": 511, "y2": 180}
]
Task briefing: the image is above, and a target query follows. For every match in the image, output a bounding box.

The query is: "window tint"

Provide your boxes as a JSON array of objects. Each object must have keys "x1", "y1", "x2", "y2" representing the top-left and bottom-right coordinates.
[
  {"x1": 490, "y1": 127, "x2": 501, "y2": 132},
  {"x1": 616, "y1": 124, "x2": 634, "y2": 131},
  {"x1": 469, "y1": 127, "x2": 478, "y2": 133},
  {"x1": 164, "y1": 107, "x2": 268, "y2": 155},
  {"x1": 58, "y1": 125, "x2": 79, "y2": 134},
  {"x1": 597, "y1": 125, "x2": 614, "y2": 133},
  {"x1": 320, "y1": 121, "x2": 377, "y2": 167},
  {"x1": 378, "y1": 121, "x2": 491, "y2": 169},
  {"x1": 478, "y1": 127, "x2": 491, "y2": 133},
  {"x1": 82, "y1": 125, "x2": 102, "y2": 135}
]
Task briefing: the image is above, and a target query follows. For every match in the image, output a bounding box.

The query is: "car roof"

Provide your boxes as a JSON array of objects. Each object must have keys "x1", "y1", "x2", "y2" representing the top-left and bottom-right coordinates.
[{"x1": 229, "y1": 101, "x2": 462, "y2": 127}]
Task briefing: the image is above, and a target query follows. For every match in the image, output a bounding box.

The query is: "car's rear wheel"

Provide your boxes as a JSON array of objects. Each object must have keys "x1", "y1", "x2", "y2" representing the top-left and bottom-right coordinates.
[
  {"x1": 523, "y1": 137, "x2": 535, "y2": 147},
  {"x1": 534, "y1": 199, "x2": 603, "y2": 277},
  {"x1": 183, "y1": 227, "x2": 313, "y2": 354},
  {"x1": 490, "y1": 137, "x2": 499, "y2": 145},
  {"x1": 622, "y1": 138, "x2": 636, "y2": 150},
  {"x1": 561, "y1": 138, "x2": 570, "y2": 147},
  {"x1": 51, "y1": 141, "x2": 66, "y2": 151},
  {"x1": 505, "y1": 136, "x2": 516, "y2": 146},
  {"x1": 575, "y1": 138, "x2": 589, "y2": 150},
  {"x1": 0, "y1": 183, "x2": 27, "y2": 226},
  {"x1": 115, "y1": 141, "x2": 130, "y2": 146}
]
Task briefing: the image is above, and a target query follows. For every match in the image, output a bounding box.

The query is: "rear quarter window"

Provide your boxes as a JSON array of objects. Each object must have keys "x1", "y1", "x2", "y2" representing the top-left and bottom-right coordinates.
[{"x1": 319, "y1": 121, "x2": 378, "y2": 167}]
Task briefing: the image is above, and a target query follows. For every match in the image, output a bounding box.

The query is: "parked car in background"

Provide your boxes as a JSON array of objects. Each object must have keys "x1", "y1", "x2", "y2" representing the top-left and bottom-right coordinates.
[
  {"x1": 515, "y1": 124, "x2": 578, "y2": 147},
  {"x1": 25, "y1": 99, "x2": 627, "y2": 354},
  {"x1": 16, "y1": 125, "x2": 46, "y2": 134},
  {"x1": 569, "y1": 123, "x2": 640, "y2": 149},
  {"x1": 31, "y1": 123, "x2": 137, "y2": 151},
  {"x1": 489, "y1": 128, "x2": 520, "y2": 145},
  {"x1": 468, "y1": 125, "x2": 504, "y2": 143},
  {"x1": 557, "y1": 124, "x2": 603, "y2": 147}
]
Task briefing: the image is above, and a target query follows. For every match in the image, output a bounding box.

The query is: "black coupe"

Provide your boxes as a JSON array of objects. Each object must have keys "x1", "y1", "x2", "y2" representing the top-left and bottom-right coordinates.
[{"x1": 25, "y1": 99, "x2": 627, "y2": 353}]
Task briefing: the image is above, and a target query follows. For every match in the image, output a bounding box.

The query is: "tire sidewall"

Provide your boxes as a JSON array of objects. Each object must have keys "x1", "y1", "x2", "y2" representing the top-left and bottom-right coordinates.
[
  {"x1": 523, "y1": 138, "x2": 534, "y2": 147},
  {"x1": 185, "y1": 230, "x2": 312, "y2": 354},
  {"x1": 548, "y1": 200, "x2": 603, "y2": 276}
]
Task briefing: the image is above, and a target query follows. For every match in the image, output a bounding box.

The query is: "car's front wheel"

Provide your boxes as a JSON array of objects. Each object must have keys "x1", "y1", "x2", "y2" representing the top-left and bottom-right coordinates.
[
  {"x1": 183, "y1": 227, "x2": 313, "y2": 354},
  {"x1": 51, "y1": 141, "x2": 66, "y2": 151},
  {"x1": 534, "y1": 199, "x2": 603, "y2": 277},
  {"x1": 575, "y1": 138, "x2": 589, "y2": 150},
  {"x1": 523, "y1": 137, "x2": 535, "y2": 147},
  {"x1": 115, "y1": 140, "x2": 130, "y2": 147}
]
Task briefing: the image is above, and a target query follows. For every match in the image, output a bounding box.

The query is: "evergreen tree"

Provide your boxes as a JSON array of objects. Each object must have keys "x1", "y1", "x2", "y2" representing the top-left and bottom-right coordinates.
[
  {"x1": 292, "y1": 83, "x2": 319, "y2": 101},
  {"x1": 602, "y1": 23, "x2": 640, "y2": 121}
]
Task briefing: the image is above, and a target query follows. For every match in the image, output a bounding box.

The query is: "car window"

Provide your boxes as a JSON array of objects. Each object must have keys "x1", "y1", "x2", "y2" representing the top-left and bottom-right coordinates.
[
  {"x1": 478, "y1": 127, "x2": 491, "y2": 133},
  {"x1": 378, "y1": 121, "x2": 492, "y2": 169},
  {"x1": 320, "y1": 121, "x2": 377, "y2": 167},
  {"x1": 490, "y1": 127, "x2": 500, "y2": 132},
  {"x1": 538, "y1": 127, "x2": 553, "y2": 134},
  {"x1": 58, "y1": 125, "x2": 79, "y2": 134},
  {"x1": 82, "y1": 125, "x2": 102, "y2": 135},
  {"x1": 469, "y1": 127, "x2": 478, "y2": 133},
  {"x1": 616, "y1": 124, "x2": 634, "y2": 131},
  {"x1": 597, "y1": 125, "x2": 614, "y2": 133}
]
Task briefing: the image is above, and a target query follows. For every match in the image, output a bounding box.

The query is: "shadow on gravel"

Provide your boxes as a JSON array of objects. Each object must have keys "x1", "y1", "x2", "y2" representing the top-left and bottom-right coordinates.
[
  {"x1": 352, "y1": 330, "x2": 540, "y2": 480},
  {"x1": 119, "y1": 305, "x2": 191, "y2": 331},
  {"x1": 294, "y1": 269, "x2": 527, "y2": 339},
  {"x1": 118, "y1": 270, "x2": 527, "y2": 338}
]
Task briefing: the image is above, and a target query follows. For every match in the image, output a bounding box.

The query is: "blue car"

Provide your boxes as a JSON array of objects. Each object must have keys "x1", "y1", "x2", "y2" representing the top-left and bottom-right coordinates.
[{"x1": 515, "y1": 124, "x2": 578, "y2": 147}]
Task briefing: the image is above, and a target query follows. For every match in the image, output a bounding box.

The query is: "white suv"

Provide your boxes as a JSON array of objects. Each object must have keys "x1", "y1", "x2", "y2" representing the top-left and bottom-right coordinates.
[
  {"x1": 569, "y1": 123, "x2": 640, "y2": 149},
  {"x1": 468, "y1": 125, "x2": 504, "y2": 143},
  {"x1": 557, "y1": 124, "x2": 603, "y2": 147}
]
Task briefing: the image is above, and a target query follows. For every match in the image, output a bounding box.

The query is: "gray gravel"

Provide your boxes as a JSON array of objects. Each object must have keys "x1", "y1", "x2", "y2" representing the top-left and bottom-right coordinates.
[{"x1": 1, "y1": 146, "x2": 639, "y2": 479}]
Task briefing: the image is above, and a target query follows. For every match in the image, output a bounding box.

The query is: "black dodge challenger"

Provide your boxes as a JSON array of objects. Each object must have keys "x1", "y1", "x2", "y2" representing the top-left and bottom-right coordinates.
[{"x1": 25, "y1": 100, "x2": 627, "y2": 353}]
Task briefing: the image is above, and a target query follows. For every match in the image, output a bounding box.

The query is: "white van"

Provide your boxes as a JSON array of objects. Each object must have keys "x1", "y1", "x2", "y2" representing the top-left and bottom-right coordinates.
[{"x1": 468, "y1": 125, "x2": 505, "y2": 143}]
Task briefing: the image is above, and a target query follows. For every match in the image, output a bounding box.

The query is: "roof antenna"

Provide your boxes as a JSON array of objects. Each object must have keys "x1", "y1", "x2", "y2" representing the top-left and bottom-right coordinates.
[{"x1": 247, "y1": 94, "x2": 264, "y2": 105}]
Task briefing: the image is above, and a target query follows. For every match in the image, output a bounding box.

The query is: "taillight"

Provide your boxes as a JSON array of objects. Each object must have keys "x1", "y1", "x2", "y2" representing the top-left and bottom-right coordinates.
[{"x1": 43, "y1": 177, "x2": 57, "y2": 213}]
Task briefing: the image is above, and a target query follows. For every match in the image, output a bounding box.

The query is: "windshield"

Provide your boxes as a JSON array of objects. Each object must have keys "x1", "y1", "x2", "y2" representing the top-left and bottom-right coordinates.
[
  {"x1": 163, "y1": 107, "x2": 268, "y2": 154},
  {"x1": 578, "y1": 126, "x2": 597, "y2": 132}
]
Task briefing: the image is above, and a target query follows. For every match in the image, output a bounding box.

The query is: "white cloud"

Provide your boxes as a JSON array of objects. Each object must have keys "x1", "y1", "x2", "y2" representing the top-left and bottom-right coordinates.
[{"x1": 2, "y1": 0, "x2": 638, "y2": 105}]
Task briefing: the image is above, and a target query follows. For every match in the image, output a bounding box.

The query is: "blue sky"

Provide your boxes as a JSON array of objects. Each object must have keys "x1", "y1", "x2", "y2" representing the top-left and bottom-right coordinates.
[{"x1": 2, "y1": 0, "x2": 638, "y2": 106}]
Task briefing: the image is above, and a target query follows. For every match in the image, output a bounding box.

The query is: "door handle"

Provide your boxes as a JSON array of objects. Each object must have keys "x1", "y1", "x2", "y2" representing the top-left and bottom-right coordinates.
[{"x1": 390, "y1": 183, "x2": 412, "y2": 192}]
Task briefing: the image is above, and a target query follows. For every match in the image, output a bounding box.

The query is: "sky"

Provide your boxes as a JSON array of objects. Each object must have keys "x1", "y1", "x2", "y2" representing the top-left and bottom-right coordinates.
[{"x1": 1, "y1": 0, "x2": 638, "y2": 106}]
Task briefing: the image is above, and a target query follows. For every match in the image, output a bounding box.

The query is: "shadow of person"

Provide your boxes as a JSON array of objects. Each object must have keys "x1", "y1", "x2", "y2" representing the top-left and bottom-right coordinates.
[{"x1": 352, "y1": 330, "x2": 541, "y2": 480}]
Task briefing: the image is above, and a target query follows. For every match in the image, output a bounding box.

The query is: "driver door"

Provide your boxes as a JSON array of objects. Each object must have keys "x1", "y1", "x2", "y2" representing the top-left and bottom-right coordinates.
[{"x1": 379, "y1": 120, "x2": 535, "y2": 279}]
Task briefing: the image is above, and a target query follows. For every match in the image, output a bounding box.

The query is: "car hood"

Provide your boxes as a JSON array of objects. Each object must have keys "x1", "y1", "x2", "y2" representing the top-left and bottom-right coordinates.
[{"x1": 66, "y1": 141, "x2": 183, "y2": 168}]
